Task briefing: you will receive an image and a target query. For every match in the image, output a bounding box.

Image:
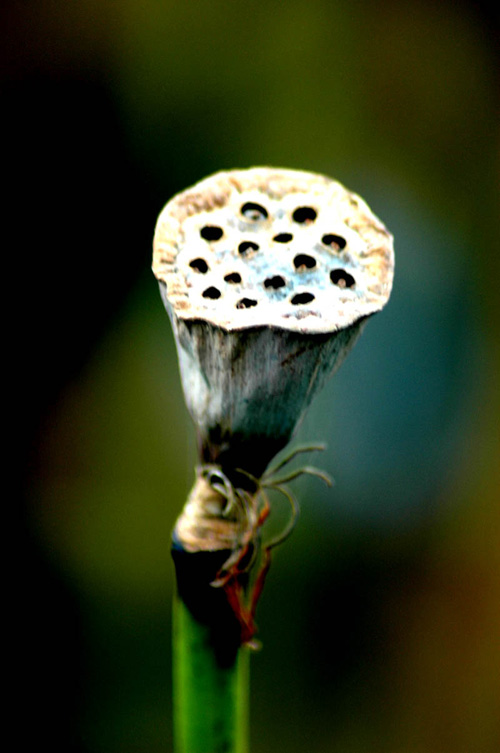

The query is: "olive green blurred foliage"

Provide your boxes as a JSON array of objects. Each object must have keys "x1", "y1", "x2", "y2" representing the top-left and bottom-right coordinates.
[{"x1": 12, "y1": 0, "x2": 499, "y2": 751}]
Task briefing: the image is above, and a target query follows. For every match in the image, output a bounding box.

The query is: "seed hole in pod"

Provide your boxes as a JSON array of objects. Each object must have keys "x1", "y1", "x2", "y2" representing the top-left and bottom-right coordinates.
[
  {"x1": 189, "y1": 258, "x2": 209, "y2": 273},
  {"x1": 293, "y1": 254, "x2": 316, "y2": 270},
  {"x1": 264, "y1": 275, "x2": 286, "y2": 289},
  {"x1": 292, "y1": 206, "x2": 317, "y2": 224},
  {"x1": 241, "y1": 202, "x2": 268, "y2": 220},
  {"x1": 273, "y1": 233, "x2": 293, "y2": 243},
  {"x1": 291, "y1": 292, "x2": 315, "y2": 305},
  {"x1": 238, "y1": 241, "x2": 259, "y2": 255},
  {"x1": 200, "y1": 225, "x2": 224, "y2": 241},
  {"x1": 224, "y1": 272, "x2": 242, "y2": 284},
  {"x1": 202, "y1": 286, "x2": 221, "y2": 299},
  {"x1": 236, "y1": 297, "x2": 258, "y2": 309},
  {"x1": 330, "y1": 269, "x2": 355, "y2": 288},
  {"x1": 322, "y1": 233, "x2": 347, "y2": 250}
]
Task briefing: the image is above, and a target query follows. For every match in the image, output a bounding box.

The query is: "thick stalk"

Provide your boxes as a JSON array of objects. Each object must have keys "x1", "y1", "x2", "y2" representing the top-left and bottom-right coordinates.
[
  {"x1": 173, "y1": 592, "x2": 249, "y2": 753},
  {"x1": 171, "y1": 473, "x2": 252, "y2": 753}
]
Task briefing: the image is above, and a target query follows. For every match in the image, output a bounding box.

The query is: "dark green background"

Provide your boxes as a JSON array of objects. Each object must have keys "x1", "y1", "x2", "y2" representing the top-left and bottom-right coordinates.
[{"x1": 10, "y1": 1, "x2": 499, "y2": 751}]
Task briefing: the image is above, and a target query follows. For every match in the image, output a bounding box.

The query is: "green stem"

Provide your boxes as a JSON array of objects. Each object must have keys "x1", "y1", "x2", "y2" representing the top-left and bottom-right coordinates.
[{"x1": 173, "y1": 591, "x2": 249, "y2": 753}]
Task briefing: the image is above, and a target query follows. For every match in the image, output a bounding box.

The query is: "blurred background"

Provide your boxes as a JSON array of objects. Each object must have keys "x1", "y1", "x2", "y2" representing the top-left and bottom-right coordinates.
[{"x1": 9, "y1": 1, "x2": 499, "y2": 751}]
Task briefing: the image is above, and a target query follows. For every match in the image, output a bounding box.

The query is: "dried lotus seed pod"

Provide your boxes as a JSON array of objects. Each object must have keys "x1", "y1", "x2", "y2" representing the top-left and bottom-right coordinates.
[{"x1": 153, "y1": 167, "x2": 394, "y2": 480}]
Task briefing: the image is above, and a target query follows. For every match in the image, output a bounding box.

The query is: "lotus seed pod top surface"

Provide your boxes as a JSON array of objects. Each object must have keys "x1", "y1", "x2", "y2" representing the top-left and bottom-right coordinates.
[{"x1": 153, "y1": 167, "x2": 394, "y2": 334}]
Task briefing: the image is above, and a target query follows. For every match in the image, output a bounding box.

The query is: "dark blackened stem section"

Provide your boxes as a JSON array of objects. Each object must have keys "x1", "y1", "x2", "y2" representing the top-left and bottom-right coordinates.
[{"x1": 172, "y1": 474, "x2": 250, "y2": 753}]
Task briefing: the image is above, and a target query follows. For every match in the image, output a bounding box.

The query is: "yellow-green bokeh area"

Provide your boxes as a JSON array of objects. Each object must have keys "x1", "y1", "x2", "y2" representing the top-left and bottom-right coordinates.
[{"x1": 14, "y1": 0, "x2": 499, "y2": 752}]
